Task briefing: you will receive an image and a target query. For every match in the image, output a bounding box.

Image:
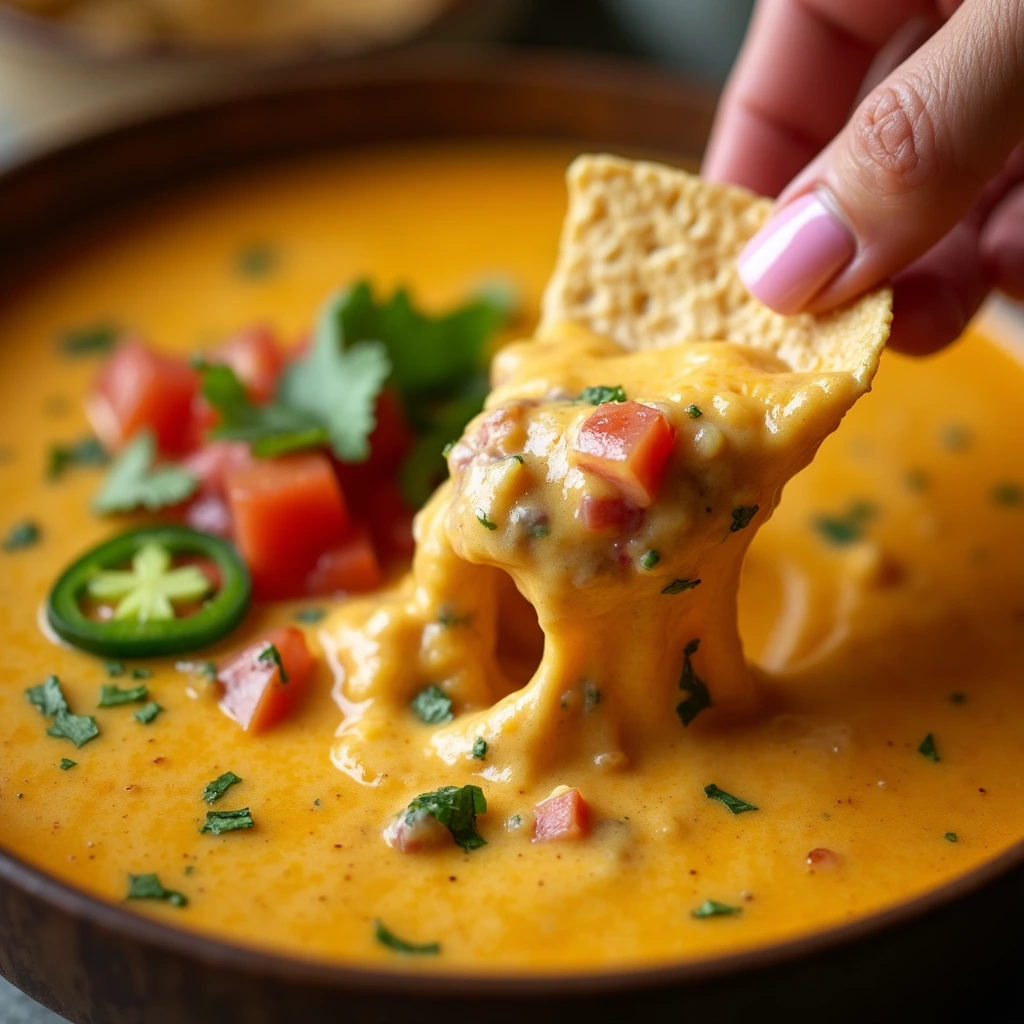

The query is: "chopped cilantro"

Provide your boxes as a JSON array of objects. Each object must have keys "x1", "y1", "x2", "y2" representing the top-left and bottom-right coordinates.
[
  {"x1": 918, "y1": 733, "x2": 940, "y2": 762},
  {"x1": 294, "y1": 608, "x2": 326, "y2": 624},
  {"x1": 992, "y1": 482, "x2": 1024, "y2": 507},
  {"x1": 126, "y1": 873, "x2": 188, "y2": 908},
  {"x1": 3, "y1": 521, "x2": 40, "y2": 551},
  {"x1": 472, "y1": 738, "x2": 487, "y2": 760},
  {"x1": 944, "y1": 832, "x2": 959, "y2": 843},
  {"x1": 236, "y1": 242, "x2": 277, "y2": 279},
  {"x1": 258, "y1": 643, "x2": 289, "y2": 683},
  {"x1": 578, "y1": 385, "x2": 626, "y2": 405},
  {"x1": 940, "y1": 424, "x2": 972, "y2": 451},
  {"x1": 442, "y1": 441, "x2": 455, "y2": 458},
  {"x1": 685, "y1": 404, "x2": 702, "y2": 419},
  {"x1": 27, "y1": 676, "x2": 69, "y2": 716},
  {"x1": 730, "y1": 505, "x2": 758, "y2": 533},
  {"x1": 812, "y1": 500, "x2": 877, "y2": 546},
  {"x1": 640, "y1": 549, "x2": 660, "y2": 570},
  {"x1": 438, "y1": 607, "x2": 471, "y2": 628},
  {"x1": 202, "y1": 771, "x2": 242, "y2": 804},
  {"x1": 59, "y1": 758, "x2": 77, "y2": 771},
  {"x1": 98, "y1": 683, "x2": 148, "y2": 707},
  {"x1": 503, "y1": 454, "x2": 525, "y2": 465},
  {"x1": 676, "y1": 639, "x2": 712, "y2": 727},
  {"x1": 662, "y1": 578, "x2": 701, "y2": 595},
  {"x1": 200, "y1": 807, "x2": 254, "y2": 835},
  {"x1": 692, "y1": 900, "x2": 741, "y2": 919},
  {"x1": 374, "y1": 919, "x2": 440, "y2": 956},
  {"x1": 93, "y1": 431, "x2": 197, "y2": 515},
  {"x1": 47, "y1": 436, "x2": 108, "y2": 480},
  {"x1": 704, "y1": 783, "x2": 758, "y2": 814},
  {"x1": 583, "y1": 681, "x2": 601, "y2": 711},
  {"x1": 59, "y1": 322, "x2": 119, "y2": 357},
  {"x1": 105, "y1": 661, "x2": 125, "y2": 677},
  {"x1": 48, "y1": 710, "x2": 100, "y2": 748},
  {"x1": 134, "y1": 702, "x2": 163, "y2": 725},
  {"x1": 411, "y1": 685, "x2": 454, "y2": 725},
  {"x1": 527, "y1": 522, "x2": 550, "y2": 538},
  {"x1": 476, "y1": 509, "x2": 497, "y2": 531},
  {"x1": 405, "y1": 784, "x2": 487, "y2": 852},
  {"x1": 131, "y1": 667, "x2": 151, "y2": 680}
]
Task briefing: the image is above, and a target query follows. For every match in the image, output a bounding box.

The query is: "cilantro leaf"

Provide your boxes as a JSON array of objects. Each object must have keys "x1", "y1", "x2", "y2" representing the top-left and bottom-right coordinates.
[
  {"x1": 918, "y1": 733, "x2": 941, "y2": 762},
  {"x1": 235, "y1": 242, "x2": 277, "y2": 279},
  {"x1": 374, "y1": 919, "x2": 440, "y2": 955},
  {"x1": 662, "y1": 578, "x2": 701, "y2": 595},
  {"x1": 730, "y1": 505, "x2": 759, "y2": 533},
  {"x1": 294, "y1": 607, "x2": 326, "y2": 624},
  {"x1": 944, "y1": 831, "x2": 959, "y2": 843},
  {"x1": 202, "y1": 771, "x2": 242, "y2": 804},
  {"x1": 134, "y1": 702, "x2": 163, "y2": 725},
  {"x1": 48, "y1": 710, "x2": 100, "y2": 748},
  {"x1": 578, "y1": 385, "x2": 626, "y2": 405},
  {"x1": 59, "y1": 758, "x2": 77, "y2": 771},
  {"x1": 676, "y1": 639, "x2": 712, "y2": 727},
  {"x1": 258, "y1": 643, "x2": 289, "y2": 683},
  {"x1": 472, "y1": 738, "x2": 487, "y2": 760},
  {"x1": 98, "y1": 683, "x2": 149, "y2": 707},
  {"x1": 47, "y1": 436, "x2": 108, "y2": 480},
  {"x1": 812, "y1": 500, "x2": 878, "y2": 546},
  {"x1": 405, "y1": 785, "x2": 487, "y2": 852},
  {"x1": 27, "y1": 675, "x2": 69, "y2": 716},
  {"x1": 411, "y1": 685, "x2": 454, "y2": 725},
  {"x1": 126, "y1": 873, "x2": 188, "y2": 908},
  {"x1": 93, "y1": 431, "x2": 197, "y2": 515},
  {"x1": 692, "y1": 900, "x2": 741, "y2": 919},
  {"x1": 704, "y1": 783, "x2": 758, "y2": 814},
  {"x1": 59, "y1": 322, "x2": 119, "y2": 357},
  {"x1": 3, "y1": 521, "x2": 40, "y2": 551},
  {"x1": 475, "y1": 509, "x2": 498, "y2": 531},
  {"x1": 685, "y1": 404, "x2": 702, "y2": 419},
  {"x1": 200, "y1": 807, "x2": 254, "y2": 835}
]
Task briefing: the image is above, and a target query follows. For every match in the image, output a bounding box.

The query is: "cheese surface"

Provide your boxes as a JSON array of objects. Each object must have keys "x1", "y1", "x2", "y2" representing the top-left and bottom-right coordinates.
[{"x1": 1, "y1": 143, "x2": 1023, "y2": 973}]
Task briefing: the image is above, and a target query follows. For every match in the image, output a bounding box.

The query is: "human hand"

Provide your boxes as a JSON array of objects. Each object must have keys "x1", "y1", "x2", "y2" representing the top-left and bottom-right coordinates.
[{"x1": 703, "y1": 0, "x2": 1024, "y2": 354}]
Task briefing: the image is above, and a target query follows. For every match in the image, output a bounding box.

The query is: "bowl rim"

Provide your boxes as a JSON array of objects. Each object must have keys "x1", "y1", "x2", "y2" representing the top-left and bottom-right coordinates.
[{"x1": 0, "y1": 49, "x2": 1022, "y2": 1000}]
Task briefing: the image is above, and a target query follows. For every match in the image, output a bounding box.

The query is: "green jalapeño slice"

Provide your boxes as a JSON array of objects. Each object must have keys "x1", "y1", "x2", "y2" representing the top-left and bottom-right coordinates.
[{"x1": 47, "y1": 525, "x2": 251, "y2": 658}]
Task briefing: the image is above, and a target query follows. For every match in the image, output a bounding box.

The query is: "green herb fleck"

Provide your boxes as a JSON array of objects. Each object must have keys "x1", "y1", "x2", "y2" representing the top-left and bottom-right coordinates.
[
  {"x1": 93, "y1": 431, "x2": 198, "y2": 515},
  {"x1": 940, "y1": 424, "x2": 972, "y2": 451},
  {"x1": 918, "y1": 733, "x2": 940, "y2": 762},
  {"x1": 134, "y1": 702, "x2": 163, "y2": 725},
  {"x1": 59, "y1": 322, "x2": 119, "y2": 357},
  {"x1": 131, "y1": 667, "x2": 151, "y2": 680},
  {"x1": 438, "y1": 607, "x2": 471, "y2": 629},
  {"x1": 3, "y1": 521, "x2": 40, "y2": 552},
  {"x1": 442, "y1": 441, "x2": 455, "y2": 458},
  {"x1": 48, "y1": 710, "x2": 100, "y2": 748},
  {"x1": 59, "y1": 758, "x2": 77, "y2": 771},
  {"x1": 812, "y1": 500, "x2": 877, "y2": 546},
  {"x1": 583, "y1": 681, "x2": 602, "y2": 711},
  {"x1": 98, "y1": 683, "x2": 149, "y2": 707},
  {"x1": 944, "y1": 832, "x2": 959, "y2": 843},
  {"x1": 476, "y1": 509, "x2": 497, "y2": 531},
  {"x1": 704, "y1": 783, "x2": 758, "y2": 814},
  {"x1": 236, "y1": 242, "x2": 278, "y2": 279},
  {"x1": 105, "y1": 661, "x2": 125, "y2": 677},
  {"x1": 374, "y1": 919, "x2": 440, "y2": 956},
  {"x1": 503, "y1": 454, "x2": 525, "y2": 465},
  {"x1": 950, "y1": 692, "x2": 966, "y2": 705},
  {"x1": 662, "y1": 578, "x2": 701, "y2": 595},
  {"x1": 472, "y1": 738, "x2": 487, "y2": 760},
  {"x1": 730, "y1": 505, "x2": 758, "y2": 533},
  {"x1": 27, "y1": 676, "x2": 69, "y2": 716},
  {"x1": 126, "y1": 873, "x2": 187, "y2": 908},
  {"x1": 405, "y1": 784, "x2": 487, "y2": 852},
  {"x1": 258, "y1": 644, "x2": 289, "y2": 684},
  {"x1": 904, "y1": 468, "x2": 931, "y2": 493},
  {"x1": 203, "y1": 771, "x2": 242, "y2": 805},
  {"x1": 992, "y1": 482, "x2": 1024, "y2": 507},
  {"x1": 527, "y1": 522, "x2": 550, "y2": 538},
  {"x1": 294, "y1": 608, "x2": 326, "y2": 624},
  {"x1": 685, "y1": 404, "x2": 702, "y2": 419},
  {"x1": 578, "y1": 385, "x2": 627, "y2": 405},
  {"x1": 640, "y1": 549, "x2": 660, "y2": 570},
  {"x1": 692, "y1": 900, "x2": 741, "y2": 919},
  {"x1": 676, "y1": 639, "x2": 711, "y2": 727},
  {"x1": 411, "y1": 685, "x2": 454, "y2": 725},
  {"x1": 200, "y1": 807, "x2": 254, "y2": 835},
  {"x1": 47, "y1": 436, "x2": 108, "y2": 480}
]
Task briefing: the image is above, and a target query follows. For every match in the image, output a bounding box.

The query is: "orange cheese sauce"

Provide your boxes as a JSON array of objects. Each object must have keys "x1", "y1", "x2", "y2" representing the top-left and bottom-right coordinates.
[{"x1": 1, "y1": 142, "x2": 1024, "y2": 973}]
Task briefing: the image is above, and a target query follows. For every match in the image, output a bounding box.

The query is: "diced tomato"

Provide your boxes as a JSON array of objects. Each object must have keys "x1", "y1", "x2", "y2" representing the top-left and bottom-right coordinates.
[
  {"x1": 183, "y1": 441, "x2": 256, "y2": 499},
  {"x1": 305, "y1": 528, "x2": 383, "y2": 596},
  {"x1": 579, "y1": 493, "x2": 644, "y2": 534},
  {"x1": 571, "y1": 401, "x2": 676, "y2": 508},
  {"x1": 533, "y1": 787, "x2": 590, "y2": 842},
  {"x1": 210, "y1": 325, "x2": 285, "y2": 403},
  {"x1": 368, "y1": 388, "x2": 413, "y2": 469},
  {"x1": 383, "y1": 809, "x2": 449, "y2": 854},
  {"x1": 87, "y1": 340, "x2": 199, "y2": 455},
  {"x1": 217, "y1": 626, "x2": 315, "y2": 733},
  {"x1": 226, "y1": 452, "x2": 351, "y2": 600},
  {"x1": 367, "y1": 483, "x2": 416, "y2": 563}
]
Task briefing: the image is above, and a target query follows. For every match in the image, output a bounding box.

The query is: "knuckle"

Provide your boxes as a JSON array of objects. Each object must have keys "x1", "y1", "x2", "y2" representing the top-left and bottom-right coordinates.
[{"x1": 849, "y1": 81, "x2": 937, "y2": 197}]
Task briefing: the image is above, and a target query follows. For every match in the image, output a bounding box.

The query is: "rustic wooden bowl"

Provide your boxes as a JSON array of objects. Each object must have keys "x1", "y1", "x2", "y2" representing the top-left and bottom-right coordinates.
[{"x1": 0, "y1": 51, "x2": 1021, "y2": 1024}]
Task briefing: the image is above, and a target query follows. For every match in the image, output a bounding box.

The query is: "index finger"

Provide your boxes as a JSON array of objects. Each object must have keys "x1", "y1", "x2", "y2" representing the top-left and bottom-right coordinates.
[{"x1": 702, "y1": 0, "x2": 932, "y2": 196}]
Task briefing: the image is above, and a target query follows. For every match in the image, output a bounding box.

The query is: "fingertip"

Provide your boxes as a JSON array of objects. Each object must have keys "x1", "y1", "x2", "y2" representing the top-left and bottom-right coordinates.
[
  {"x1": 980, "y1": 186, "x2": 1024, "y2": 301},
  {"x1": 886, "y1": 276, "x2": 969, "y2": 356}
]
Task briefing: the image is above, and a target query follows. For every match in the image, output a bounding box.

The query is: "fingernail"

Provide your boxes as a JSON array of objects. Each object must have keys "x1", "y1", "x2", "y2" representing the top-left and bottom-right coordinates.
[{"x1": 738, "y1": 191, "x2": 856, "y2": 314}]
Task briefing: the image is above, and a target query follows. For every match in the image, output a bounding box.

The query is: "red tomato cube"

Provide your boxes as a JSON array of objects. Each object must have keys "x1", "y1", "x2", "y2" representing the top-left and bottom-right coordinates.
[
  {"x1": 533, "y1": 787, "x2": 590, "y2": 843},
  {"x1": 305, "y1": 528, "x2": 383, "y2": 596},
  {"x1": 211, "y1": 325, "x2": 285, "y2": 403},
  {"x1": 226, "y1": 452, "x2": 351, "y2": 600},
  {"x1": 87, "y1": 340, "x2": 199, "y2": 455},
  {"x1": 579, "y1": 493, "x2": 644, "y2": 534},
  {"x1": 571, "y1": 401, "x2": 676, "y2": 508},
  {"x1": 217, "y1": 626, "x2": 315, "y2": 733}
]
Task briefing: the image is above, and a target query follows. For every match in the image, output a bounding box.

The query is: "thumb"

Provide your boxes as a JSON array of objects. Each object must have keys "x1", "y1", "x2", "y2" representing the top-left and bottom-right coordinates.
[{"x1": 737, "y1": 0, "x2": 1024, "y2": 316}]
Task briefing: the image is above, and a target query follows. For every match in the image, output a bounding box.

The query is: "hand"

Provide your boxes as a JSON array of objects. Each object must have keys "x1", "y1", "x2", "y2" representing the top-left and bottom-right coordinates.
[{"x1": 703, "y1": 0, "x2": 1024, "y2": 354}]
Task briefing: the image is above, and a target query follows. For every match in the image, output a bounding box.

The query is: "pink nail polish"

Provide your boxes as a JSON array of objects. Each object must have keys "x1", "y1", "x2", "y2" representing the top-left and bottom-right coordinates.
[{"x1": 738, "y1": 192, "x2": 856, "y2": 314}]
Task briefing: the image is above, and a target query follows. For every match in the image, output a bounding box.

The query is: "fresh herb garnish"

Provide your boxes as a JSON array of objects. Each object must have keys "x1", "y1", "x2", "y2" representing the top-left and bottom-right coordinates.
[
  {"x1": 685, "y1": 404, "x2": 702, "y2": 419},
  {"x1": 940, "y1": 424, "x2": 972, "y2": 451},
  {"x1": 59, "y1": 322, "x2": 119, "y2": 357},
  {"x1": 126, "y1": 873, "x2": 188, "y2": 908},
  {"x1": 411, "y1": 685, "x2": 454, "y2": 725},
  {"x1": 944, "y1": 832, "x2": 959, "y2": 843},
  {"x1": 98, "y1": 683, "x2": 149, "y2": 707},
  {"x1": 992, "y1": 482, "x2": 1024, "y2": 507},
  {"x1": 476, "y1": 509, "x2": 497, "y2": 531},
  {"x1": 134, "y1": 702, "x2": 163, "y2": 725},
  {"x1": 583, "y1": 682, "x2": 602, "y2": 711},
  {"x1": 662, "y1": 578, "x2": 701, "y2": 595},
  {"x1": 258, "y1": 643, "x2": 289, "y2": 683},
  {"x1": 48, "y1": 710, "x2": 101, "y2": 748},
  {"x1": 3, "y1": 521, "x2": 40, "y2": 551},
  {"x1": 730, "y1": 505, "x2": 758, "y2": 533},
  {"x1": 405, "y1": 785, "x2": 487, "y2": 852},
  {"x1": 692, "y1": 900, "x2": 741, "y2": 919},
  {"x1": 293, "y1": 608, "x2": 326, "y2": 624},
  {"x1": 918, "y1": 733, "x2": 940, "y2": 762},
  {"x1": 47, "y1": 436, "x2": 108, "y2": 480},
  {"x1": 27, "y1": 675, "x2": 69, "y2": 716},
  {"x1": 131, "y1": 667, "x2": 151, "y2": 680},
  {"x1": 203, "y1": 771, "x2": 242, "y2": 805},
  {"x1": 93, "y1": 431, "x2": 198, "y2": 515},
  {"x1": 503, "y1": 454, "x2": 525, "y2": 465},
  {"x1": 472, "y1": 738, "x2": 488, "y2": 760},
  {"x1": 105, "y1": 661, "x2": 125, "y2": 677},
  {"x1": 578, "y1": 385, "x2": 626, "y2": 405},
  {"x1": 437, "y1": 607, "x2": 471, "y2": 628},
  {"x1": 236, "y1": 242, "x2": 278, "y2": 279},
  {"x1": 200, "y1": 807, "x2": 254, "y2": 835},
  {"x1": 374, "y1": 919, "x2": 440, "y2": 956},
  {"x1": 59, "y1": 758, "x2": 77, "y2": 771},
  {"x1": 704, "y1": 783, "x2": 758, "y2": 814},
  {"x1": 640, "y1": 549, "x2": 660, "y2": 570},
  {"x1": 676, "y1": 639, "x2": 711, "y2": 727},
  {"x1": 527, "y1": 522, "x2": 550, "y2": 538},
  {"x1": 812, "y1": 500, "x2": 877, "y2": 546}
]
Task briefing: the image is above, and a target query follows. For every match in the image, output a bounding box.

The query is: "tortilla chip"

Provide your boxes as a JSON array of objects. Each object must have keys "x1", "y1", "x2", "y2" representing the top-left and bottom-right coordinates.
[{"x1": 540, "y1": 155, "x2": 891, "y2": 386}]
